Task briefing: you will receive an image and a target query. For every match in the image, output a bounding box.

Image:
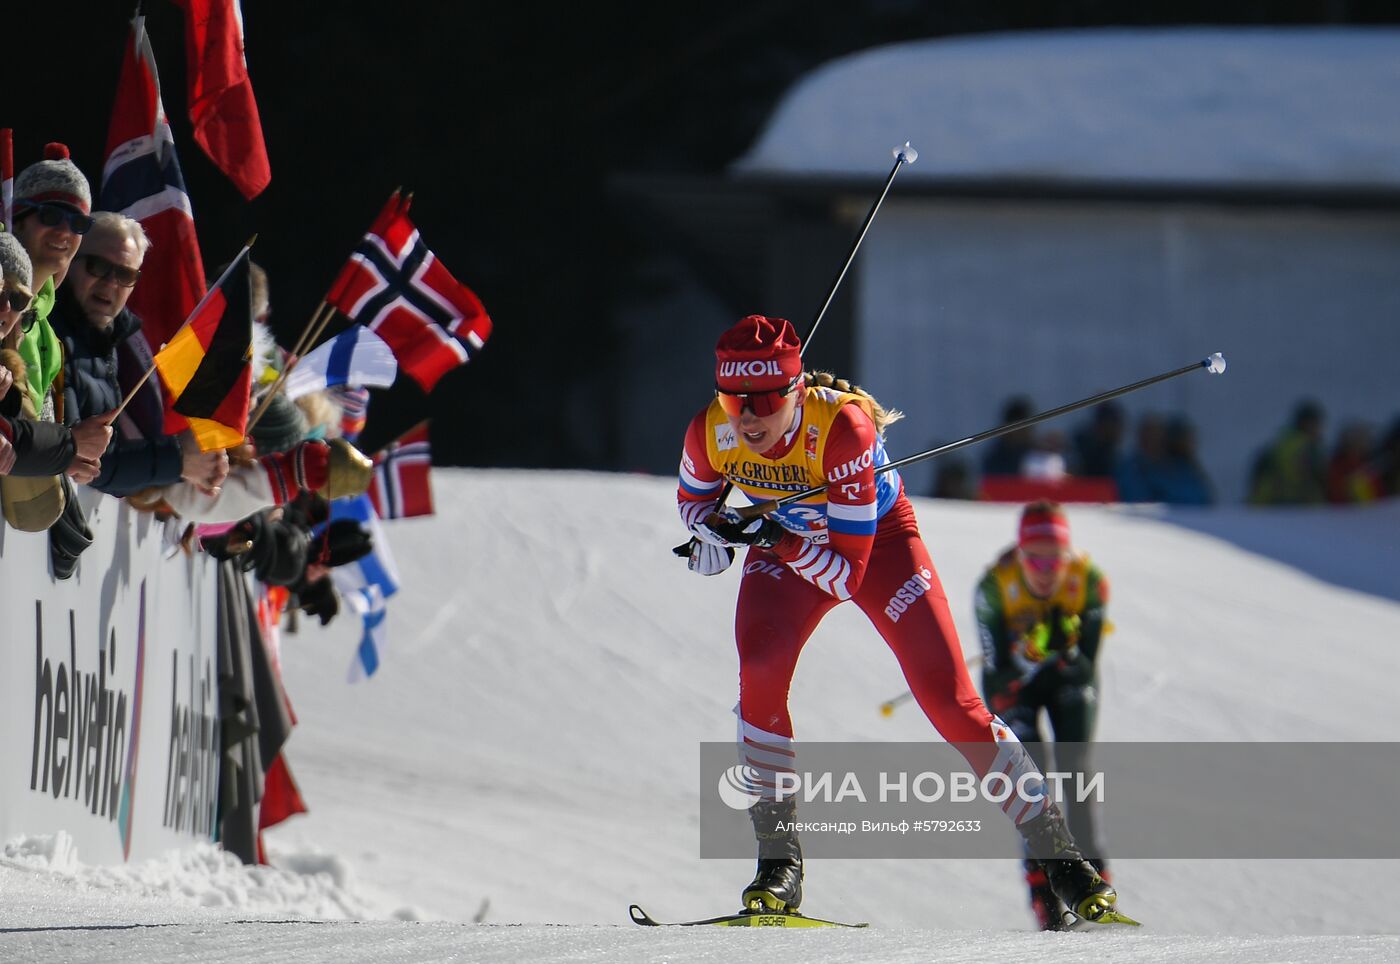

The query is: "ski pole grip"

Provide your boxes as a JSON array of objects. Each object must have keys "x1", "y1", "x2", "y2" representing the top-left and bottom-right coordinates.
[{"x1": 732, "y1": 500, "x2": 780, "y2": 521}]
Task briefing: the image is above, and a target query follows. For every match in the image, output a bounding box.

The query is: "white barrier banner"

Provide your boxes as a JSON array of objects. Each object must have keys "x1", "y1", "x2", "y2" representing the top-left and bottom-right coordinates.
[{"x1": 0, "y1": 489, "x2": 219, "y2": 864}]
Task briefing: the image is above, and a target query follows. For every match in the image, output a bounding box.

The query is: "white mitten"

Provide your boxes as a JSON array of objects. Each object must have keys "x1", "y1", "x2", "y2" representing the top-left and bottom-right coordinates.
[{"x1": 688, "y1": 541, "x2": 735, "y2": 576}]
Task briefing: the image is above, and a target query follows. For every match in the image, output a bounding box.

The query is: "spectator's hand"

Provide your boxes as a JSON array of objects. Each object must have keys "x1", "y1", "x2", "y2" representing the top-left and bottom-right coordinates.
[
  {"x1": 67, "y1": 456, "x2": 101, "y2": 484},
  {"x1": 702, "y1": 508, "x2": 786, "y2": 549},
  {"x1": 314, "y1": 518, "x2": 373, "y2": 568},
  {"x1": 71, "y1": 411, "x2": 115, "y2": 463},
  {"x1": 209, "y1": 448, "x2": 230, "y2": 491},
  {"x1": 0, "y1": 365, "x2": 12, "y2": 399},
  {"x1": 0, "y1": 434, "x2": 15, "y2": 475},
  {"x1": 181, "y1": 433, "x2": 229, "y2": 494},
  {"x1": 227, "y1": 440, "x2": 257, "y2": 464},
  {"x1": 202, "y1": 515, "x2": 262, "y2": 561},
  {"x1": 297, "y1": 577, "x2": 339, "y2": 626}
]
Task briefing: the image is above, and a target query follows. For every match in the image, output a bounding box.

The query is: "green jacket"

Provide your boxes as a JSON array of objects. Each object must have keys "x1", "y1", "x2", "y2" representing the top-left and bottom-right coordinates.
[
  {"x1": 18, "y1": 278, "x2": 64, "y2": 412},
  {"x1": 975, "y1": 547, "x2": 1109, "y2": 705}
]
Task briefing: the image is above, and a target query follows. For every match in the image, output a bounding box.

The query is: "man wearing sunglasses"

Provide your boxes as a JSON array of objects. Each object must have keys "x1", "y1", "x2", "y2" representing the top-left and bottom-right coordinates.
[
  {"x1": 974, "y1": 501, "x2": 1112, "y2": 930},
  {"x1": 10, "y1": 143, "x2": 92, "y2": 413},
  {"x1": 50, "y1": 212, "x2": 227, "y2": 497}
]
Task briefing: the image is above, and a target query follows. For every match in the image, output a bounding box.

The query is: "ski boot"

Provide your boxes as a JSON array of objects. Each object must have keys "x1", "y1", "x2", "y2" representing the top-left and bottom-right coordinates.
[
  {"x1": 1018, "y1": 802, "x2": 1117, "y2": 923},
  {"x1": 742, "y1": 799, "x2": 803, "y2": 913},
  {"x1": 1023, "y1": 858, "x2": 1067, "y2": 931}
]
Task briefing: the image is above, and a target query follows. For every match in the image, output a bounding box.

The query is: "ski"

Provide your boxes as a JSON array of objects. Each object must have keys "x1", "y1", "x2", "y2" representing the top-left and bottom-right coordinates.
[
  {"x1": 629, "y1": 903, "x2": 868, "y2": 929},
  {"x1": 1064, "y1": 907, "x2": 1143, "y2": 929}
]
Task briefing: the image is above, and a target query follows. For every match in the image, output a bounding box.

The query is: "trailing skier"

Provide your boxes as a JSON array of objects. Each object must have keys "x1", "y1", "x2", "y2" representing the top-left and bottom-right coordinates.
[{"x1": 976, "y1": 500, "x2": 1112, "y2": 930}]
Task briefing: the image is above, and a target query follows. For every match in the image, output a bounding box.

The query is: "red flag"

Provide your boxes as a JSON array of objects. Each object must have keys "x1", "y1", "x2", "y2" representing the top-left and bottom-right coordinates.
[
  {"x1": 174, "y1": 0, "x2": 271, "y2": 200},
  {"x1": 257, "y1": 755, "x2": 308, "y2": 837},
  {"x1": 1, "y1": 128, "x2": 13, "y2": 229},
  {"x1": 326, "y1": 193, "x2": 492, "y2": 391},
  {"x1": 368, "y1": 421, "x2": 433, "y2": 519},
  {"x1": 100, "y1": 15, "x2": 208, "y2": 352}
]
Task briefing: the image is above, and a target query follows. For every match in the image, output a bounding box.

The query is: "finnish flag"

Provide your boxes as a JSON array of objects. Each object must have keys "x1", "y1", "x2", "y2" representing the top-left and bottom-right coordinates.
[
  {"x1": 328, "y1": 493, "x2": 401, "y2": 680},
  {"x1": 286, "y1": 327, "x2": 398, "y2": 400}
]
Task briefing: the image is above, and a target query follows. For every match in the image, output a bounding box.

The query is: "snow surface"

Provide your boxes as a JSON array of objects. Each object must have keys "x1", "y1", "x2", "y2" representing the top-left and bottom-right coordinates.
[
  {"x1": 4, "y1": 469, "x2": 1400, "y2": 963},
  {"x1": 737, "y1": 28, "x2": 1400, "y2": 188}
]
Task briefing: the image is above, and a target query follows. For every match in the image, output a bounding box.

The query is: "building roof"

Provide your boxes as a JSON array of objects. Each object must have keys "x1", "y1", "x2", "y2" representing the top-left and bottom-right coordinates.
[{"x1": 736, "y1": 28, "x2": 1400, "y2": 190}]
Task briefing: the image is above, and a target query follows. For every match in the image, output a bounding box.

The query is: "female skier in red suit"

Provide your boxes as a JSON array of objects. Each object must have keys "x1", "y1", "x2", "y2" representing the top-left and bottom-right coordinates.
[{"x1": 676, "y1": 314, "x2": 1117, "y2": 924}]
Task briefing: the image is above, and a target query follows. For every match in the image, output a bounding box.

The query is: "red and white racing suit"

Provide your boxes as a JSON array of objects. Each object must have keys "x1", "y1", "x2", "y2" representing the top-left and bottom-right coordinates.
[{"x1": 678, "y1": 385, "x2": 1046, "y2": 823}]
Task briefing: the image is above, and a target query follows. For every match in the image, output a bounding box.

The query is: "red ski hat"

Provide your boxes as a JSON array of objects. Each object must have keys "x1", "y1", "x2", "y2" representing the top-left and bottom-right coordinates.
[
  {"x1": 714, "y1": 314, "x2": 802, "y2": 392},
  {"x1": 1019, "y1": 502, "x2": 1071, "y2": 549}
]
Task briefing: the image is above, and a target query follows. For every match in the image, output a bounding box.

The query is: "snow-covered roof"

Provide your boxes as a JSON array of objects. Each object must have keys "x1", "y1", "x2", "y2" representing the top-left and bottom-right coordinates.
[{"x1": 736, "y1": 28, "x2": 1400, "y2": 189}]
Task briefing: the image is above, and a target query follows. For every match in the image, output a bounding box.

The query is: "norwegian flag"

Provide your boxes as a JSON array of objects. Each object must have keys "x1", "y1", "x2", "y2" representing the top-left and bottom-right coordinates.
[
  {"x1": 100, "y1": 15, "x2": 208, "y2": 352},
  {"x1": 325, "y1": 192, "x2": 492, "y2": 392},
  {"x1": 367, "y1": 421, "x2": 433, "y2": 519}
]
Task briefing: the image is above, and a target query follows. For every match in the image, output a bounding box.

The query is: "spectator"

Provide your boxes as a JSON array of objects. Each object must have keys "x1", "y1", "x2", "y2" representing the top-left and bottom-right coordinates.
[
  {"x1": 1070, "y1": 402, "x2": 1124, "y2": 477},
  {"x1": 1326, "y1": 422, "x2": 1379, "y2": 504},
  {"x1": 931, "y1": 457, "x2": 975, "y2": 500},
  {"x1": 49, "y1": 212, "x2": 228, "y2": 496},
  {"x1": 1114, "y1": 414, "x2": 1166, "y2": 503},
  {"x1": 1022, "y1": 429, "x2": 1069, "y2": 481},
  {"x1": 1249, "y1": 399, "x2": 1327, "y2": 504},
  {"x1": 10, "y1": 143, "x2": 91, "y2": 414},
  {"x1": 0, "y1": 233, "x2": 107, "y2": 491},
  {"x1": 982, "y1": 395, "x2": 1036, "y2": 476},
  {"x1": 1158, "y1": 415, "x2": 1213, "y2": 506},
  {"x1": 1370, "y1": 417, "x2": 1400, "y2": 499}
]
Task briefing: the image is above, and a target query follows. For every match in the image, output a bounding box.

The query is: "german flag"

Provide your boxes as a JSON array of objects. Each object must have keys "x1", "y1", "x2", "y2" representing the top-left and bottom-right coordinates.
[{"x1": 154, "y1": 252, "x2": 253, "y2": 451}]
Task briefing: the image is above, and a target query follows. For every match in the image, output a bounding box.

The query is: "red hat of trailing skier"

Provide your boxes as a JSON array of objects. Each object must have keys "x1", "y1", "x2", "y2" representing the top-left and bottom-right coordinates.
[
  {"x1": 714, "y1": 314, "x2": 802, "y2": 393},
  {"x1": 1018, "y1": 501, "x2": 1071, "y2": 549}
]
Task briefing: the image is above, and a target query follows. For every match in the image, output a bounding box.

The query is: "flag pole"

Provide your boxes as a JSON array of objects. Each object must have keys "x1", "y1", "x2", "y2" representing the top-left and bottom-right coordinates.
[
  {"x1": 245, "y1": 186, "x2": 404, "y2": 433},
  {"x1": 245, "y1": 301, "x2": 336, "y2": 431},
  {"x1": 111, "y1": 235, "x2": 258, "y2": 420}
]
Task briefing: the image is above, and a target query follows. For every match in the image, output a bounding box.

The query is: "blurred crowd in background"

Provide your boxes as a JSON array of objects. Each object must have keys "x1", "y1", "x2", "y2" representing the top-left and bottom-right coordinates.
[{"x1": 931, "y1": 396, "x2": 1400, "y2": 506}]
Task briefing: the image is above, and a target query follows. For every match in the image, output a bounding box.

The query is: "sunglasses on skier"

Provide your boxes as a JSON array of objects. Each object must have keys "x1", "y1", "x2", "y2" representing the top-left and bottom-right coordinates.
[
  {"x1": 715, "y1": 376, "x2": 802, "y2": 418},
  {"x1": 1019, "y1": 550, "x2": 1068, "y2": 574},
  {"x1": 17, "y1": 200, "x2": 94, "y2": 236}
]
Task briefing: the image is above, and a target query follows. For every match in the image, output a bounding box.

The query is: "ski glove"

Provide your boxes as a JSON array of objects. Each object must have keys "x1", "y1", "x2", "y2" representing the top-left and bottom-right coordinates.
[
  {"x1": 701, "y1": 508, "x2": 786, "y2": 549},
  {"x1": 688, "y1": 541, "x2": 734, "y2": 576},
  {"x1": 1055, "y1": 650, "x2": 1094, "y2": 687},
  {"x1": 1046, "y1": 607, "x2": 1082, "y2": 654}
]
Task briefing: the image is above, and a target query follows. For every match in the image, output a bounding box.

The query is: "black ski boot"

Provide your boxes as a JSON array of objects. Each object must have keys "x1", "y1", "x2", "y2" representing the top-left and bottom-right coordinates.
[
  {"x1": 1018, "y1": 802, "x2": 1116, "y2": 923},
  {"x1": 1023, "y1": 858, "x2": 1067, "y2": 931},
  {"x1": 742, "y1": 799, "x2": 803, "y2": 913}
]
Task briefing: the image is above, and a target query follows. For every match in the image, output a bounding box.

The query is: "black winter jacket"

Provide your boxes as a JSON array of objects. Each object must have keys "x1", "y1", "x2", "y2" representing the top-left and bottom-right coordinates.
[
  {"x1": 0, "y1": 358, "x2": 76, "y2": 475},
  {"x1": 50, "y1": 292, "x2": 183, "y2": 495}
]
